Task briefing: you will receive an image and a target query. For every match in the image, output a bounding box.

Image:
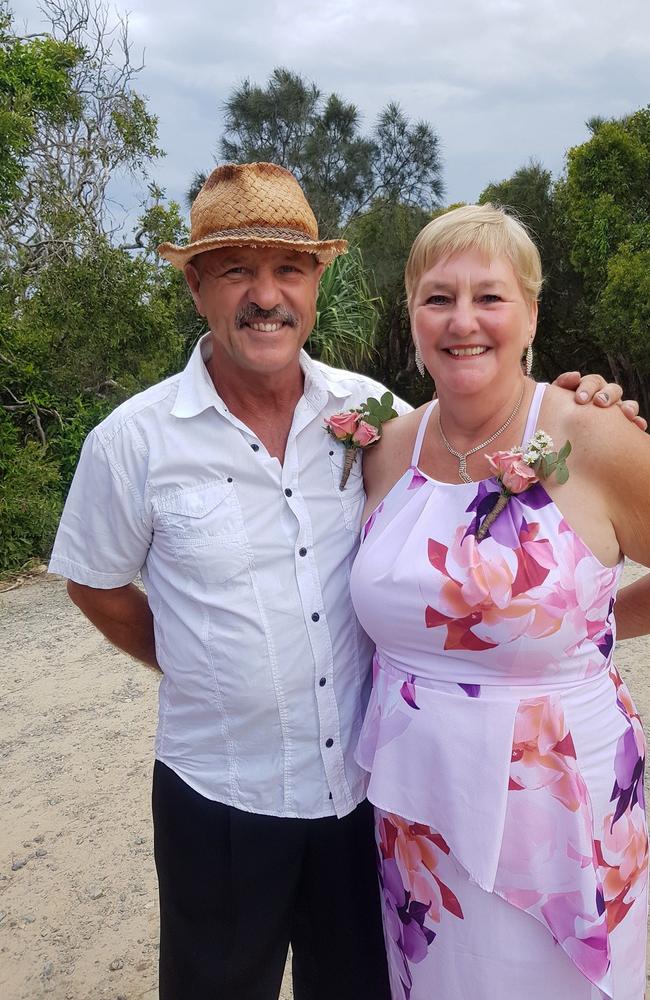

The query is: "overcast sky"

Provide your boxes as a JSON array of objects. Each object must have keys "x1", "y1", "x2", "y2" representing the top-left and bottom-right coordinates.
[{"x1": 13, "y1": 0, "x2": 650, "y2": 227}]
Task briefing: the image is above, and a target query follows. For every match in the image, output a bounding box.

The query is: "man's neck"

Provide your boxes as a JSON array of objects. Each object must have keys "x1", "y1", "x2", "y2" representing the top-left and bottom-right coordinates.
[{"x1": 206, "y1": 349, "x2": 305, "y2": 463}]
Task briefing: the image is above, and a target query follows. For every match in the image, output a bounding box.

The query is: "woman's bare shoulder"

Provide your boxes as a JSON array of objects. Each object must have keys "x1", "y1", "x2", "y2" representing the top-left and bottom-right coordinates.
[{"x1": 363, "y1": 403, "x2": 430, "y2": 498}]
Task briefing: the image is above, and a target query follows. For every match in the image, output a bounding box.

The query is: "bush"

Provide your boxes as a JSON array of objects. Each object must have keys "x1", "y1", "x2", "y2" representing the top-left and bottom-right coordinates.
[{"x1": 0, "y1": 426, "x2": 62, "y2": 571}]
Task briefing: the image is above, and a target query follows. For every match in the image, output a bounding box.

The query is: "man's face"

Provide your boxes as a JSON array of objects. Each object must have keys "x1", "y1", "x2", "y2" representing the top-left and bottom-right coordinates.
[{"x1": 184, "y1": 246, "x2": 324, "y2": 380}]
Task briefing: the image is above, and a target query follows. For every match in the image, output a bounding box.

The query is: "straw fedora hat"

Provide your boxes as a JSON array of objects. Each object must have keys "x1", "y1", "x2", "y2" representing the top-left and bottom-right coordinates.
[{"x1": 158, "y1": 162, "x2": 348, "y2": 268}]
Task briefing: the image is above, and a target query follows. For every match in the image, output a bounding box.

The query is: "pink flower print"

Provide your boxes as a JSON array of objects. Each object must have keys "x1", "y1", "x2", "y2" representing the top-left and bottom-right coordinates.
[
  {"x1": 496, "y1": 695, "x2": 611, "y2": 990},
  {"x1": 376, "y1": 812, "x2": 461, "y2": 1000},
  {"x1": 544, "y1": 520, "x2": 620, "y2": 664},
  {"x1": 423, "y1": 524, "x2": 561, "y2": 652},
  {"x1": 595, "y1": 806, "x2": 648, "y2": 934},
  {"x1": 378, "y1": 813, "x2": 463, "y2": 927},
  {"x1": 508, "y1": 697, "x2": 590, "y2": 814}
]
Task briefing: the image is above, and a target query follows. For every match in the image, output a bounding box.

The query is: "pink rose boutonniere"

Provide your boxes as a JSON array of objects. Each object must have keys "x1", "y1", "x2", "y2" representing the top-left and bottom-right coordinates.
[
  {"x1": 476, "y1": 430, "x2": 571, "y2": 541},
  {"x1": 325, "y1": 392, "x2": 398, "y2": 489}
]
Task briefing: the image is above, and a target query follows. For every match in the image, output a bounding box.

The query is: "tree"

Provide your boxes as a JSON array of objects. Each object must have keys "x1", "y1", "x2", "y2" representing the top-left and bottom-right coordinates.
[
  {"x1": 0, "y1": 0, "x2": 187, "y2": 572},
  {"x1": 1, "y1": 0, "x2": 162, "y2": 275},
  {"x1": 478, "y1": 161, "x2": 597, "y2": 382},
  {"x1": 194, "y1": 68, "x2": 443, "y2": 235},
  {"x1": 561, "y1": 107, "x2": 650, "y2": 415},
  {"x1": 0, "y1": 1, "x2": 80, "y2": 214},
  {"x1": 344, "y1": 198, "x2": 431, "y2": 404}
]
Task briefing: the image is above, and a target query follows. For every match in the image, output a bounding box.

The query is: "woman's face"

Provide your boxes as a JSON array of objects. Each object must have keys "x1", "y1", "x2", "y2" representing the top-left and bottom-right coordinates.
[{"x1": 410, "y1": 248, "x2": 537, "y2": 397}]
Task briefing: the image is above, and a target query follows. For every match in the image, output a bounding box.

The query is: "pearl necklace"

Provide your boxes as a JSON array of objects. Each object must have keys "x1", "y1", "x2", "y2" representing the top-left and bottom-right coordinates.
[{"x1": 437, "y1": 385, "x2": 526, "y2": 483}]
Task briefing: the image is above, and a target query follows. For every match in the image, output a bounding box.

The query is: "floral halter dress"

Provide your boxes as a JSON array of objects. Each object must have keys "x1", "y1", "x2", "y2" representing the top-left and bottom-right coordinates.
[{"x1": 350, "y1": 383, "x2": 648, "y2": 1000}]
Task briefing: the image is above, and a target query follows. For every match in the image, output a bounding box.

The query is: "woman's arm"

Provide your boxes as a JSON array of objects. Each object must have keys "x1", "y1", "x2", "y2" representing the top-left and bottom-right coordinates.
[
  {"x1": 575, "y1": 405, "x2": 650, "y2": 638},
  {"x1": 616, "y1": 575, "x2": 650, "y2": 641}
]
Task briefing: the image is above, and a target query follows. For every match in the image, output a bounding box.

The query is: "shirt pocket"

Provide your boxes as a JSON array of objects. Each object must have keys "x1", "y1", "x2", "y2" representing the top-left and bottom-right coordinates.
[
  {"x1": 328, "y1": 447, "x2": 366, "y2": 533},
  {"x1": 154, "y1": 480, "x2": 253, "y2": 585}
]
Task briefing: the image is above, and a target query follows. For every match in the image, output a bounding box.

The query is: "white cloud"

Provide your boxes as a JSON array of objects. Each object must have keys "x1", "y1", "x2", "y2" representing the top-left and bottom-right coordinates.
[{"x1": 12, "y1": 0, "x2": 650, "y2": 218}]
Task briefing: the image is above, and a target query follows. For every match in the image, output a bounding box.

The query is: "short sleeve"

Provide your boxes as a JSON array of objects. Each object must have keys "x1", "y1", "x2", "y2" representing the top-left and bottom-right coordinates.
[{"x1": 48, "y1": 428, "x2": 152, "y2": 588}]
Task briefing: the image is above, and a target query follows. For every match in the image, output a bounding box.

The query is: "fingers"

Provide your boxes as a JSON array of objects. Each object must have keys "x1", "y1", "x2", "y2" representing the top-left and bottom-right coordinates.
[
  {"x1": 552, "y1": 371, "x2": 582, "y2": 391},
  {"x1": 564, "y1": 372, "x2": 608, "y2": 403},
  {"x1": 591, "y1": 381, "x2": 624, "y2": 405},
  {"x1": 618, "y1": 399, "x2": 648, "y2": 431}
]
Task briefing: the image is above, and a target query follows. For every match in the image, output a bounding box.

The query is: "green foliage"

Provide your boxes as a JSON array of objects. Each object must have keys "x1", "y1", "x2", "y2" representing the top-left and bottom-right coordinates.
[
  {"x1": 564, "y1": 108, "x2": 650, "y2": 283},
  {"x1": 309, "y1": 245, "x2": 380, "y2": 370},
  {"x1": 0, "y1": 5, "x2": 81, "y2": 212},
  {"x1": 358, "y1": 392, "x2": 398, "y2": 429},
  {"x1": 208, "y1": 67, "x2": 443, "y2": 235},
  {"x1": 595, "y1": 245, "x2": 650, "y2": 373},
  {"x1": 344, "y1": 199, "x2": 431, "y2": 404},
  {"x1": 561, "y1": 107, "x2": 650, "y2": 414},
  {"x1": 0, "y1": 415, "x2": 62, "y2": 571},
  {"x1": 478, "y1": 161, "x2": 599, "y2": 381}
]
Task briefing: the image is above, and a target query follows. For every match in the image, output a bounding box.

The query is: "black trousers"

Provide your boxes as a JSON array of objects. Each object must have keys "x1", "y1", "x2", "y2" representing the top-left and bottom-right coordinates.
[{"x1": 152, "y1": 761, "x2": 390, "y2": 1000}]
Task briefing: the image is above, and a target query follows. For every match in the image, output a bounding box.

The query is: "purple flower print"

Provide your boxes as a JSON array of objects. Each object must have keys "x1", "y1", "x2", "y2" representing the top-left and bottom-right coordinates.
[
  {"x1": 609, "y1": 666, "x2": 646, "y2": 827},
  {"x1": 400, "y1": 675, "x2": 420, "y2": 710},
  {"x1": 380, "y1": 857, "x2": 436, "y2": 1000},
  {"x1": 458, "y1": 683, "x2": 481, "y2": 698},
  {"x1": 408, "y1": 467, "x2": 428, "y2": 491},
  {"x1": 464, "y1": 479, "x2": 552, "y2": 549},
  {"x1": 363, "y1": 501, "x2": 384, "y2": 540}
]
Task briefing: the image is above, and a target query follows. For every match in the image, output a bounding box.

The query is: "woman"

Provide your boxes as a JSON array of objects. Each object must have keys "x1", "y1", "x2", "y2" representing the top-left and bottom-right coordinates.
[{"x1": 350, "y1": 204, "x2": 650, "y2": 999}]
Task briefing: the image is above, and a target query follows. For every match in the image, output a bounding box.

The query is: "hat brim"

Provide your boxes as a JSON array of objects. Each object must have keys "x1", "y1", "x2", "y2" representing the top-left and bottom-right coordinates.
[{"x1": 158, "y1": 231, "x2": 348, "y2": 269}]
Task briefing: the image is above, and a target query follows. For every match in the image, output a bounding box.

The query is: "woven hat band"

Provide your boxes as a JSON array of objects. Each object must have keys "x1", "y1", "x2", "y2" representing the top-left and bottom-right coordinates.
[{"x1": 195, "y1": 226, "x2": 319, "y2": 244}]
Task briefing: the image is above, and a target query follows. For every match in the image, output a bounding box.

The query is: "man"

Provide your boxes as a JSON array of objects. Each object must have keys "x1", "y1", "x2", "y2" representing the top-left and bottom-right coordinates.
[{"x1": 49, "y1": 162, "x2": 646, "y2": 1000}]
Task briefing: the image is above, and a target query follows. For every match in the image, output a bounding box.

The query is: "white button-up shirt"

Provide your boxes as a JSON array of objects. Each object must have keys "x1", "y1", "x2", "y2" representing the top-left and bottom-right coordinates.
[{"x1": 49, "y1": 335, "x2": 411, "y2": 818}]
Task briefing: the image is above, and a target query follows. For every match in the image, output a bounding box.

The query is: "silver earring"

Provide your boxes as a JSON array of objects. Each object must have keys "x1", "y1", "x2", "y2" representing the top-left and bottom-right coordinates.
[
  {"x1": 415, "y1": 344, "x2": 425, "y2": 377},
  {"x1": 525, "y1": 341, "x2": 534, "y2": 377}
]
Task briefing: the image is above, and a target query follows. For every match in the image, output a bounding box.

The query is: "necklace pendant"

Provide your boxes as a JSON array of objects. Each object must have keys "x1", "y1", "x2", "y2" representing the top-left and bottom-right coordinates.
[{"x1": 458, "y1": 458, "x2": 472, "y2": 484}]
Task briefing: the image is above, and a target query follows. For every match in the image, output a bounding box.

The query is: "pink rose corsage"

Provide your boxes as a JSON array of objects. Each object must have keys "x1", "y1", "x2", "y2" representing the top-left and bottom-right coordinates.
[
  {"x1": 476, "y1": 430, "x2": 571, "y2": 541},
  {"x1": 325, "y1": 392, "x2": 398, "y2": 489}
]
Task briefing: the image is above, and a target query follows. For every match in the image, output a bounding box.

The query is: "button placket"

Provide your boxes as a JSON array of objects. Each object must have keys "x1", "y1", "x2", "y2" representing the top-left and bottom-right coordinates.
[{"x1": 282, "y1": 424, "x2": 353, "y2": 816}]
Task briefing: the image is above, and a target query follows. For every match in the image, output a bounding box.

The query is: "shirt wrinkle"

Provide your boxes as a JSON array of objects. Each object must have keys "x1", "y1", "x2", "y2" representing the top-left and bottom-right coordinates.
[{"x1": 49, "y1": 333, "x2": 412, "y2": 819}]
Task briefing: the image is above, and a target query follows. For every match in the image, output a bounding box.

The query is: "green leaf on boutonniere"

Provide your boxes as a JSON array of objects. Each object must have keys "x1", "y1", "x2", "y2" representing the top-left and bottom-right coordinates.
[
  {"x1": 556, "y1": 462, "x2": 569, "y2": 485},
  {"x1": 558, "y1": 441, "x2": 572, "y2": 462},
  {"x1": 362, "y1": 392, "x2": 398, "y2": 424}
]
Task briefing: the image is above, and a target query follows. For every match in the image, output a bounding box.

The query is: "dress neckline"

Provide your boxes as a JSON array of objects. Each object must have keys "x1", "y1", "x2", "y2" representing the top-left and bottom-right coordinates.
[{"x1": 410, "y1": 382, "x2": 547, "y2": 485}]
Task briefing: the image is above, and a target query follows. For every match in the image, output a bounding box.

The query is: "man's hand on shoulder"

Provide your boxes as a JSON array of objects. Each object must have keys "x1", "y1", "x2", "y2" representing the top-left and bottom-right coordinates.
[{"x1": 553, "y1": 371, "x2": 647, "y2": 430}]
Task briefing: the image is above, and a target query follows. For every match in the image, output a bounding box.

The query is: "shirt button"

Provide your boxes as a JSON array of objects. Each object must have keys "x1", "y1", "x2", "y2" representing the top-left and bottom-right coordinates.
[
  {"x1": 311, "y1": 612, "x2": 320, "y2": 622},
  {"x1": 284, "y1": 488, "x2": 292, "y2": 497},
  {"x1": 227, "y1": 477, "x2": 233, "y2": 483},
  {"x1": 329, "y1": 450, "x2": 334, "y2": 456},
  {"x1": 325, "y1": 738, "x2": 334, "y2": 748},
  {"x1": 251, "y1": 443, "x2": 260, "y2": 452},
  {"x1": 299, "y1": 547, "x2": 307, "y2": 557},
  {"x1": 319, "y1": 677, "x2": 326, "y2": 687}
]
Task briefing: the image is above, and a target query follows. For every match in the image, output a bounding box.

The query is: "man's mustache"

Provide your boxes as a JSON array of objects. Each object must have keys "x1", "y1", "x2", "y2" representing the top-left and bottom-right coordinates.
[{"x1": 236, "y1": 305, "x2": 298, "y2": 328}]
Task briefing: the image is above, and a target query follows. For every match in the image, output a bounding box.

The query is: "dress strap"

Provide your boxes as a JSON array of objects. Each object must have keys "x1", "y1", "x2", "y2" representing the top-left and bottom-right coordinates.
[
  {"x1": 411, "y1": 400, "x2": 438, "y2": 466},
  {"x1": 520, "y1": 382, "x2": 548, "y2": 445}
]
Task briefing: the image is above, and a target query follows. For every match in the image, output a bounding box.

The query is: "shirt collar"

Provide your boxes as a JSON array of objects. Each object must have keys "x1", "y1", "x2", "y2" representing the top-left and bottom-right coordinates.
[
  {"x1": 171, "y1": 333, "x2": 352, "y2": 419},
  {"x1": 171, "y1": 334, "x2": 228, "y2": 418}
]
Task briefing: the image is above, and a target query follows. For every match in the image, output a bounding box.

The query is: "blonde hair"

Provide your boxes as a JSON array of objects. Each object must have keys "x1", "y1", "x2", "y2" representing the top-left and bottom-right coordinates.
[{"x1": 405, "y1": 203, "x2": 543, "y2": 308}]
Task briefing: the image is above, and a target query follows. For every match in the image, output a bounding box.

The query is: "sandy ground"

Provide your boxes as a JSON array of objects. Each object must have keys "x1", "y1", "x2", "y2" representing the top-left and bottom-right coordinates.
[{"x1": 1, "y1": 564, "x2": 649, "y2": 1000}]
